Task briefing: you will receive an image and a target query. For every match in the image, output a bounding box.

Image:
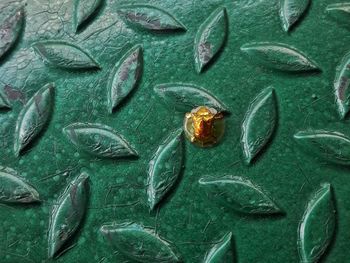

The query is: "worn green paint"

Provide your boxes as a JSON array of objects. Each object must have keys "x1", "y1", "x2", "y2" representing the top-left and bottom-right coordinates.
[{"x1": 0, "y1": 0, "x2": 348, "y2": 262}]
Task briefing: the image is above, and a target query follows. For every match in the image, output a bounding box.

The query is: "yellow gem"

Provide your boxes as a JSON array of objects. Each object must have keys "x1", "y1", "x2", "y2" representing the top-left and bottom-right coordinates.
[{"x1": 183, "y1": 106, "x2": 225, "y2": 147}]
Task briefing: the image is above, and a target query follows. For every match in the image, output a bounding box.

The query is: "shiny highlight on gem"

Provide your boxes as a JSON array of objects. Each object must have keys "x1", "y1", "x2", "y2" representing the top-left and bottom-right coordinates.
[{"x1": 183, "y1": 106, "x2": 225, "y2": 147}]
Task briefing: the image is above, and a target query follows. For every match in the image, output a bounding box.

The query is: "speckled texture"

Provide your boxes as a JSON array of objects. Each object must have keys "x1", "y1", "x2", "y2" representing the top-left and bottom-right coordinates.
[{"x1": 0, "y1": 0, "x2": 348, "y2": 262}]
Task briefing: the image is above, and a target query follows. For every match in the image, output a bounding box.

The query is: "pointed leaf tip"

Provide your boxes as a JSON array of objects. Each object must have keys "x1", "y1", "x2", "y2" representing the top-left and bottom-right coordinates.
[
  {"x1": 0, "y1": 7, "x2": 24, "y2": 60},
  {"x1": 101, "y1": 222, "x2": 181, "y2": 262},
  {"x1": 294, "y1": 130, "x2": 350, "y2": 165},
  {"x1": 0, "y1": 166, "x2": 40, "y2": 204},
  {"x1": 33, "y1": 41, "x2": 100, "y2": 70},
  {"x1": 298, "y1": 183, "x2": 336, "y2": 263},
  {"x1": 117, "y1": 4, "x2": 186, "y2": 32},
  {"x1": 241, "y1": 87, "x2": 277, "y2": 164},
  {"x1": 279, "y1": 0, "x2": 310, "y2": 32},
  {"x1": 48, "y1": 173, "x2": 89, "y2": 258},
  {"x1": 154, "y1": 83, "x2": 228, "y2": 113},
  {"x1": 63, "y1": 123, "x2": 138, "y2": 158},
  {"x1": 334, "y1": 51, "x2": 350, "y2": 119},
  {"x1": 14, "y1": 83, "x2": 55, "y2": 156},
  {"x1": 199, "y1": 176, "x2": 283, "y2": 214},
  {"x1": 194, "y1": 7, "x2": 228, "y2": 73},
  {"x1": 74, "y1": 0, "x2": 103, "y2": 32},
  {"x1": 108, "y1": 45, "x2": 143, "y2": 113},
  {"x1": 147, "y1": 129, "x2": 184, "y2": 210},
  {"x1": 241, "y1": 42, "x2": 320, "y2": 72},
  {"x1": 204, "y1": 232, "x2": 234, "y2": 263}
]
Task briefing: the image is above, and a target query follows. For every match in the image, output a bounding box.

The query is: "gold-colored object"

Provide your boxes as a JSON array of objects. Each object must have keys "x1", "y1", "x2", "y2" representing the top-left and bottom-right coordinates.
[{"x1": 183, "y1": 106, "x2": 225, "y2": 147}]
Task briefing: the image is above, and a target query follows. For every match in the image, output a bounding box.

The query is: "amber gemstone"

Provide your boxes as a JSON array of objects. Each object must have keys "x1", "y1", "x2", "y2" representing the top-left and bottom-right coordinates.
[{"x1": 183, "y1": 106, "x2": 225, "y2": 147}]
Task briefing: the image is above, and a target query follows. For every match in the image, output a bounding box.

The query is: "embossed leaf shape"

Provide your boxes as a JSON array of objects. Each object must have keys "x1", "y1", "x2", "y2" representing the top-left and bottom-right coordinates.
[
  {"x1": 0, "y1": 89, "x2": 10, "y2": 109},
  {"x1": 117, "y1": 4, "x2": 186, "y2": 31},
  {"x1": 101, "y1": 222, "x2": 181, "y2": 262},
  {"x1": 334, "y1": 51, "x2": 350, "y2": 119},
  {"x1": 148, "y1": 129, "x2": 183, "y2": 210},
  {"x1": 294, "y1": 130, "x2": 350, "y2": 165},
  {"x1": 33, "y1": 41, "x2": 100, "y2": 69},
  {"x1": 0, "y1": 7, "x2": 24, "y2": 60},
  {"x1": 63, "y1": 123, "x2": 138, "y2": 158},
  {"x1": 199, "y1": 176, "x2": 282, "y2": 214},
  {"x1": 74, "y1": 0, "x2": 103, "y2": 32},
  {"x1": 194, "y1": 7, "x2": 228, "y2": 73},
  {"x1": 298, "y1": 183, "x2": 336, "y2": 263},
  {"x1": 241, "y1": 42, "x2": 320, "y2": 72},
  {"x1": 326, "y1": 3, "x2": 350, "y2": 27},
  {"x1": 241, "y1": 87, "x2": 277, "y2": 164},
  {"x1": 14, "y1": 83, "x2": 55, "y2": 156},
  {"x1": 0, "y1": 166, "x2": 40, "y2": 204},
  {"x1": 279, "y1": 0, "x2": 310, "y2": 31},
  {"x1": 48, "y1": 172, "x2": 89, "y2": 258},
  {"x1": 204, "y1": 232, "x2": 234, "y2": 263},
  {"x1": 154, "y1": 83, "x2": 228, "y2": 113},
  {"x1": 108, "y1": 45, "x2": 143, "y2": 113}
]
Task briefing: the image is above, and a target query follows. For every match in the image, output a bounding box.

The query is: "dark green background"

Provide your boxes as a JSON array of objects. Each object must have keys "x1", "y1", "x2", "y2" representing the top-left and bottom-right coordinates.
[{"x1": 0, "y1": 0, "x2": 348, "y2": 262}]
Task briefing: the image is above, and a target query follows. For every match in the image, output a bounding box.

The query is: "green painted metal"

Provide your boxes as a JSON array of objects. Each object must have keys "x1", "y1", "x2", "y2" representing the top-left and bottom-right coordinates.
[{"x1": 0, "y1": 0, "x2": 348, "y2": 262}]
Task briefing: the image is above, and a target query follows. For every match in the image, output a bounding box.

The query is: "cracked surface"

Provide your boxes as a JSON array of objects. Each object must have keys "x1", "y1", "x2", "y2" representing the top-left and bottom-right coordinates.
[{"x1": 0, "y1": 0, "x2": 348, "y2": 262}]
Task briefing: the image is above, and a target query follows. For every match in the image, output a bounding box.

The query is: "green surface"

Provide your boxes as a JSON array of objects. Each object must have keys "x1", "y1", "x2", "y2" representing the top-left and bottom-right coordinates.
[{"x1": 0, "y1": 0, "x2": 348, "y2": 262}]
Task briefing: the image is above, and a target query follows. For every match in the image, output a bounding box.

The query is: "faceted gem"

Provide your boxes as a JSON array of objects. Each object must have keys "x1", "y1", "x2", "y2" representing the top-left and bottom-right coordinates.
[{"x1": 183, "y1": 106, "x2": 225, "y2": 147}]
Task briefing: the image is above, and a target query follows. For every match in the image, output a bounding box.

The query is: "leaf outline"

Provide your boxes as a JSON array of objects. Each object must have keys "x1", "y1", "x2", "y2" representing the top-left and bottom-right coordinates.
[
  {"x1": 48, "y1": 172, "x2": 89, "y2": 258},
  {"x1": 199, "y1": 175, "x2": 283, "y2": 215},
  {"x1": 294, "y1": 130, "x2": 350, "y2": 165},
  {"x1": 147, "y1": 128, "x2": 184, "y2": 210},
  {"x1": 73, "y1": 0, "x2": 103, "y2": 32},
  {"x1": 154, "y1": 83, "x2": 228, "y2": 113},
  {"x1": 0, "y1": 166, "x2": 40, "y2": 204},
  {"x1": 241, "y1": 42, "x2": 320, "y2": 72},
  {"x1": 298, "y1": 183, "x2": 336, "y2": 263},
  {"x1": 63, "y1": 122, "x2": 138, "y2": 158},
  {"x1": 33, "y1": 41, "x2": 100, "y2": 70},
  {"x1": 279, "y1": 0, "x2": 310, "y2": 31},
  {"x1": 0, "y1": 7, "x2": 24, "y2": 60},
  {"x1": 204, "y1": 232, "x2": 234, "y2": 263},
  {"x1": 14, "y1": 83, "x2": 55, "y2": 156},
  {"x1": 334, "y1": 51, "x2": 350, "y2": 119},
  {"x1": 100, "y1": 222, "x2": 181, "y2": 262},
  {"x1": 241, "y1": 87, "x2": 277, "y2": 164},
  {"x1": 194, "y1": 7, "x2": 228, "y2": 73},
  {"x1": 107, "y1": 45, "x2": 143, "y2": 113},
  {"x1": 117, "y1": 4, "x2": 186, "y2": 32}
]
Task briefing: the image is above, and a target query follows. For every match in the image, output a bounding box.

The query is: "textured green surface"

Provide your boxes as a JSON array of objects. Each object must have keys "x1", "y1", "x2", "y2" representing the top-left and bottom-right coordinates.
[{"x1": 0, "y1": 0, "x2": 349, "y2": 262}]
